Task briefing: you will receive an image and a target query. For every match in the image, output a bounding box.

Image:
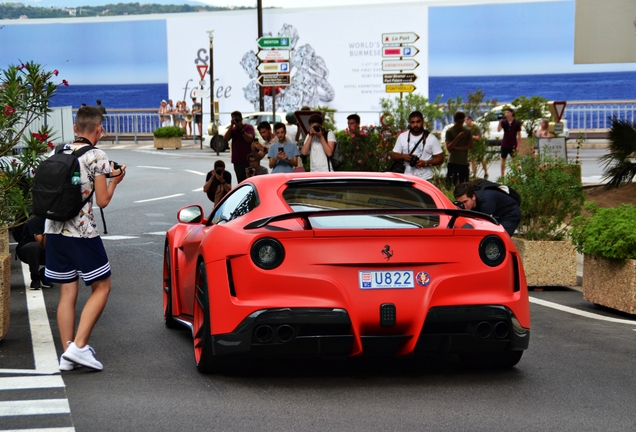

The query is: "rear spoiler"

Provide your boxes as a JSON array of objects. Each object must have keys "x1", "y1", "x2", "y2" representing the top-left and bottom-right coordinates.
[{"x1": 244, "y1": 208, "x2": 498, "y2": 230}]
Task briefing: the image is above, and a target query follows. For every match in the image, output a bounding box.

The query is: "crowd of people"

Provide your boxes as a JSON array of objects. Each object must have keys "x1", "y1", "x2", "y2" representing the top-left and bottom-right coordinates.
[
  {"x1": 201, "y1": 108, "x2": 539, "y2": 235},
  {"x1": 158, "y1": 98, "x2": 202, "y2": 138}
]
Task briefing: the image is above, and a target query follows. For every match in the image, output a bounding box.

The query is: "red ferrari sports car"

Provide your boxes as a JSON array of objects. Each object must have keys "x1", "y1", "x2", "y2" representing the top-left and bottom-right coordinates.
[{"x1": 163, "y1": 172, "x2": 530, "y2": 372}]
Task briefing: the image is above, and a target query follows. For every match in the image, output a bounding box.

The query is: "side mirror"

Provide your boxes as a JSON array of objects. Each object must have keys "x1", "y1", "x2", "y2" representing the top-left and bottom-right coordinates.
[{"x1": 177, "y1": 205, "x2": 204, "y2": 224}]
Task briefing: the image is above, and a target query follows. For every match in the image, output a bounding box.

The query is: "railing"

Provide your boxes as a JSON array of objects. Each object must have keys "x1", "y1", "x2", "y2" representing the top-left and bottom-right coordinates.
[
  {"x1": 77, "y1": 101, "x2": 636, "y2": 143},
  {"x1": 562, "y1": 101, "x2": 636, "y2": 131}
]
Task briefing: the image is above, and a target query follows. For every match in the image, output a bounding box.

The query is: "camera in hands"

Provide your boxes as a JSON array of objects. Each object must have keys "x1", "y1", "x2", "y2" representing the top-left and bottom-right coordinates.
[
  {"x1": 313, "y1": 125, "x2": 321, "y2": 132},
  {"x1": 409, "y1": 155, "x2": 420, "y2": 167}
]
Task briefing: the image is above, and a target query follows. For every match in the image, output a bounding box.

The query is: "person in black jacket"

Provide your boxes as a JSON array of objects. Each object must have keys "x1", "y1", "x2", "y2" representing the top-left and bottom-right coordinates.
[
  {"x1": 454, "y1": 182, "x2": 521, "y2": 236},
  {"x1": 16, "y1": 215, "x2": 52, "y2": 290}
]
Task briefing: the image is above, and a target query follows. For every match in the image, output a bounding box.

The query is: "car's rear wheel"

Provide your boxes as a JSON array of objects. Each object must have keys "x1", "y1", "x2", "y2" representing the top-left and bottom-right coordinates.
[
  {"x1": 459, "y1": 350, "x2": 523, "y2": 369},
  {"x1": 193, "y1": 261, "x2": 229, "y2": 373},
  {"x1": 163, "y1": 242, "x2": 178, "y2": 329}
]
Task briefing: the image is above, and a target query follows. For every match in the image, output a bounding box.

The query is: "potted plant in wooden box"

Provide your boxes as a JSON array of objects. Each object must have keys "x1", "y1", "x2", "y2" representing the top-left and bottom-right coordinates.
[
  {"x1": 504, "y1": 154, "x2": 585, "y2": 287},
  {"x1": 570, "y1": 203, "x2": 636, "y2": 314},
  {"x1": 153, "y1": 126, "x2": 184, "y2": 150}
]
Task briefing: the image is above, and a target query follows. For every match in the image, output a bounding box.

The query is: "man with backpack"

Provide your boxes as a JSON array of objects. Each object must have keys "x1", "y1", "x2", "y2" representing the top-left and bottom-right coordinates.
[
  {"x1": 41, "y1": 106, "x2": 126, "y2": 372},
  {"x1": 453, "y1": 181, "x2": 521, "y2": 236}
]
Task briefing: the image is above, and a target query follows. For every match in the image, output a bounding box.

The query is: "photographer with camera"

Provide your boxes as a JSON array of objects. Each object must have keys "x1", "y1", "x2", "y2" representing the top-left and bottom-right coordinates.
[
  {"x1": 445, "y1": 111, "x2": 473, "y2": 186},
  {"x1": 269, "y1": 122, "x2": 300, "y2": 174},
  {"x1": 391, "y1": 111, "x2": 444, "y2": 180},
  {"x1": 301, "y1": 114, "x2": 336, "y2": 172},
  {"x1": 246, "y1": 154, "x2": 268, "y2": 178},
  {"x1": 204, "y1": 160, "x2": 232, "y2": 204},
  {"x1": 44, "y1": 106, "x2": 126, "y2": 372},
  {"x1": 223, "y1": 111, "x2": 255, "y2": 183}
]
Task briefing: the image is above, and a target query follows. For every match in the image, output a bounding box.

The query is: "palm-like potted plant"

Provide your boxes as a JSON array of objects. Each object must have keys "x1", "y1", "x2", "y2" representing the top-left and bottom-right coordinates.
[
  {"x1": 600, "y1": 117, "x2": 636, "y2": 189},
  {"x1": 570, "y1": 203, "x2": 636, "y2": 314}
]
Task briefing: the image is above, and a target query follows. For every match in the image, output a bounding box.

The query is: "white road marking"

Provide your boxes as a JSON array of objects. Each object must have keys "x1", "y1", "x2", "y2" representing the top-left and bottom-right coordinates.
[
  {"x1": 184, "y1": 169, "x2": 206, "y2": 175},
  {"x1": 101, "y1": 235, "x2": 140, "y2": 240},
  {"x1": 530, "y1": 297, "x2": 636, "y2": 325},
  {"x1": 136, "y1": 165, "x2": 170, "y2": 170},
  {"x1": 134, "y1": 193, "x2": 184, "y2": 203},
  {"x1": 192, "y1": 187, "x2": 203, "y2": 192},
  {"x1": 23, "y1": 264, "x2": 60, "y2": 375},
  {"x1": 0, "y1": 375, "x2": 64, "y2": 391},
  {"x1": 145, "y1": 231, "x2": 167, "y2": 236},
  {"x1": 0, "y1": 399, "x2": 70, "y2": 416},
  {"x1": 3, "y1": 429, "x2": 75, "y2": 432}
]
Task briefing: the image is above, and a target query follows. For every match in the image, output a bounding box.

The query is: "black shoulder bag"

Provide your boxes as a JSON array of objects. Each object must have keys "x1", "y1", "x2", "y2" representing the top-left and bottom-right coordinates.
[{"x1": 388, "y1": 131, "x2": 429, "y2": 173}]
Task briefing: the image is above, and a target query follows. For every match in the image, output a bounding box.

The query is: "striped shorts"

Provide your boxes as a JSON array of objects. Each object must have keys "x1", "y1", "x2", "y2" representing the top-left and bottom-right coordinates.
[{"x1": 45, "y1": 234, "x2": 111, "y2": 285}]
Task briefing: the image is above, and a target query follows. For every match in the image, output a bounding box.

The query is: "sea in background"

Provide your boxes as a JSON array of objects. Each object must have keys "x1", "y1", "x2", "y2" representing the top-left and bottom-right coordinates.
[{"x1": 49, "y1": 71, "x2": 636, "y2": 110}]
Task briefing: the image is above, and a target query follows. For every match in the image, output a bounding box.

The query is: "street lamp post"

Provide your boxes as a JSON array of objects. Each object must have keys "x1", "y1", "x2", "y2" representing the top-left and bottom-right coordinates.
[
  {"x1": 207, "y1": 29, "x2": 222, "y2": 155},
  {"x1": 257, "y1": 0, "x2": 264, "y2": 112}
]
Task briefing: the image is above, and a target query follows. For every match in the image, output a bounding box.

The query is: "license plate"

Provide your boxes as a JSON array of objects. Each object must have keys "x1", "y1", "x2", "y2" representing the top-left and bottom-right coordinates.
[{"x1": 359, "y1": 270, "x2": 414, "y2": 289}]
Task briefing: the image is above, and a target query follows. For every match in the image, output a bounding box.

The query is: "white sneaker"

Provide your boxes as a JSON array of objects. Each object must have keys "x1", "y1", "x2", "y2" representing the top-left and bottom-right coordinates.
[
  {"x1": 59, "y1": 354, "x2": 78, "y2": 371},
  {"x1": 62, "y1": 342, "x2": 103, "y2": 371}
]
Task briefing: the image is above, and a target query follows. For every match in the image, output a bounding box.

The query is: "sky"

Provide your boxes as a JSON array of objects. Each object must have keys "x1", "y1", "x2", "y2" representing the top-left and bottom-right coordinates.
[{"x1": 2, "y1": 0, "x2": 635, "y2": 84}]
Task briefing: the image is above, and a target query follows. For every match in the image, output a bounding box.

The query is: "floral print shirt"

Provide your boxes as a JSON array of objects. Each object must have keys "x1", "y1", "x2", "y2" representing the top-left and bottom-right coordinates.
[{"x1": 44, "y1": 144, "x2": 111, "y2": 238}]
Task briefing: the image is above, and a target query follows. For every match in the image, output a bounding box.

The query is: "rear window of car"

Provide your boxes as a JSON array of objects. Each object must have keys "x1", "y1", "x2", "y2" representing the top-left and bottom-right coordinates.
[{"x1": 282, "y1": 180, "x2": 439, "y2": 229}]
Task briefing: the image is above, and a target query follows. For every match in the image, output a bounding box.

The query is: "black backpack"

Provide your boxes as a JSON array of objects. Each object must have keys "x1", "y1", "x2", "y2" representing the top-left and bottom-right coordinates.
[
  {"x1": 329, "y1": 134, "x2": 344, "y2": 171},
  {"x1": 32, "y1": 145, "x2": 95, "y2": 222},
  {"x1": 474, "y1": 180, "x2": 522, "y2": 206}
]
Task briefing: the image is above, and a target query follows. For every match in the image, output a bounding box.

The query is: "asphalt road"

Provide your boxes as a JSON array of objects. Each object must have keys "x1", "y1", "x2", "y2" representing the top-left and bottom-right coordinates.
[{"x1": 3, "y1": 147, "x2": 636, "y2": 431}]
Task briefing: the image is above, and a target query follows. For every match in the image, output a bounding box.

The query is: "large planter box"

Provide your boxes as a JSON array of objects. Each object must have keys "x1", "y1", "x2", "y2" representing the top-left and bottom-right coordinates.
[
  {"x1": 0, "y1": 229, "x2": 10, "y2": 340},
  {"x1": 512, "y1": 237, "x2": 578, "y2": 287},
  {"x1": 154, "y1": 137, "x2": 182, "y2": 150},
  {"x1": 583, "y1": 256, "x2": 636, "y2": 314}
]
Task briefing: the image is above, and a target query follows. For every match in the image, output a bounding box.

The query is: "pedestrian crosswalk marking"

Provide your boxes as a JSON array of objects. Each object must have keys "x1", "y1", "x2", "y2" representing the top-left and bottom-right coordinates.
[
  {"x1": 0, "y1": 376, "x2": 64, "y2": 391},
  {"x1": 0, "y1": 399, "x2": 70, "y2": 416}
]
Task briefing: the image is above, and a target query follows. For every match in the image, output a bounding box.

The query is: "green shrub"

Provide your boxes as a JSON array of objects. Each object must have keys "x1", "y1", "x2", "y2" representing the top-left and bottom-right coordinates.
[
  {"x1": 335, "y1": 126, "x2": 392, "y2": 172},
  {"x1": 153, "y1": 126, "x2": 185, "y2": 138},
  {"x1": 570, "y1": 203, "x2": 636, "y2": 261},
  {"x1": 504, "y1": 154, "x2": 585, "y2": 240}
]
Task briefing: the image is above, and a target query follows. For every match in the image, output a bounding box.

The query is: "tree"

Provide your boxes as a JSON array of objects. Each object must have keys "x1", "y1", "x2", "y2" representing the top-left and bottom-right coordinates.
[
  {"x1": 510, "y1": 95, "x2": 547, "y2": 138},
  {"x1": 0, "y1": 62, "x2": 60, "y2": 228},
  {"x1": 600, "y1": 117, "x2": 636, "y2": 189},
  {"x1": 379, "y1": 93, "x2": 443, "y2": 134}
]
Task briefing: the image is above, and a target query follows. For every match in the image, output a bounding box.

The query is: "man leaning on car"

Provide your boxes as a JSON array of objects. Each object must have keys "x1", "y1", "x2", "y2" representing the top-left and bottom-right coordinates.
[{"x1": 453, "y1": 182, "x2": 521, "y2": 236}]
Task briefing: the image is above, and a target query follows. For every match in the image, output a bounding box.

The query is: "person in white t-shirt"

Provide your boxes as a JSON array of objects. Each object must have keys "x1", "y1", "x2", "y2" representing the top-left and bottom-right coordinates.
[
  {"x1": 391, "y1": 111, "x2": 444, "y2": 180},
  {"x1": 301, "y1": 113, "x2": 336, "y2": 172}
]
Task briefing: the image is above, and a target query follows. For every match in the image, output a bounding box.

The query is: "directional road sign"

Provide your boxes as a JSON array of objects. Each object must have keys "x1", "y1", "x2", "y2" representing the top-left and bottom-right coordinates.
[
  {"x1": 382, "y1": 59, "x2": 419, "y2": 71},
  {"x1": 386, "y1": 84, "x2": 416, "y2": 93},
  {"x1": 383, "y1": 73, "x2": 417, "y2": 84},
  {"x1": 382, "y1": 46, "x2": 419, "y2": 57},
  {"x1": 257, "y1": 37, "x2": 291, "y2": 49},
  {"x1": 258, "y1": 74, "x2": 291, "y2": 87},
  {"x1": 257, "y1": 62, "x2": 290, "y2": 74},
  {"x1": 382, "y1": 32, "x2": 420, "y2": 45},
  {"x1": 257, "y1": 50, "x2": 291, "y2": 61}
]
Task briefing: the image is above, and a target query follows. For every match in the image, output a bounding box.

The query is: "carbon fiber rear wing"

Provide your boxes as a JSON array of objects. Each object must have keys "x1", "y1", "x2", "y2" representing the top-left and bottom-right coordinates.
[{"x1": 244, "y1": 208, "x2": 498, "y2": 230}]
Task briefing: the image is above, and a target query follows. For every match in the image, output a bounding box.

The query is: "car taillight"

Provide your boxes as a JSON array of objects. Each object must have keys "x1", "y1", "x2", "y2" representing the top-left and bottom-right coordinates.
[
  {"x1": 250, "y1": 238, "x2": 285, "y2": 270},
  {"x1": 479, "y1": 235, "x2": 506, "y2": 267}
]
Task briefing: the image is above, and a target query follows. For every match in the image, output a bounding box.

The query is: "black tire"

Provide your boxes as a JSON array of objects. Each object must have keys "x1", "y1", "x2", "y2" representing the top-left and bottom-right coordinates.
[
  {"x1": 193, "y1": 261, "x2": 230, "y2": 373},
  {"x1": 459, "y1": 350, "x2": 523, "y2": 369},
  {"x1": 210, "y1": 134, "x2": 227, "y2": 155},
  {"x1": 163, "y1": 242, "x2": 178, "y2": 329}
]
